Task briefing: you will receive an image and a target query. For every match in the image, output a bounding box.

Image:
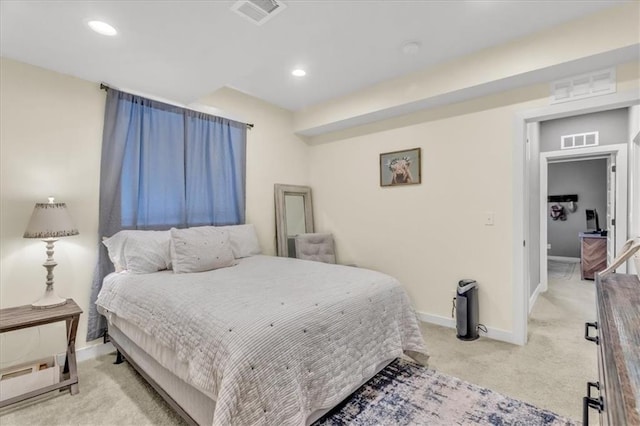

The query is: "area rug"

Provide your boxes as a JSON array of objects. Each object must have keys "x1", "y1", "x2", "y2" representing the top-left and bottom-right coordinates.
[
  {"x1": 315, "y1": 359, "x2": 577, "y2": 426},
  {"x1": 548, "y1": 259, "x2": 577, "y2": 281}
]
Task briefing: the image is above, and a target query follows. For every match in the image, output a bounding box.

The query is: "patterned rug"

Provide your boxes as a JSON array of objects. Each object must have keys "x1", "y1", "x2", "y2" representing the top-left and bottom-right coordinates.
[
  {"x1": 315, "y1": 359, "x2": 577, "y2": 426},
  {"x1": 548, "y1": 260, "x2": 577, "y2": 281}
]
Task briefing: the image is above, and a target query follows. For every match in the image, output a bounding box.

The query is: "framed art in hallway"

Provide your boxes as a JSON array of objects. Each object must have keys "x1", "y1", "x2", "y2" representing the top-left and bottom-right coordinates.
[{"x1": 380, "y1": 147, "x2": 421, "y2": 187}]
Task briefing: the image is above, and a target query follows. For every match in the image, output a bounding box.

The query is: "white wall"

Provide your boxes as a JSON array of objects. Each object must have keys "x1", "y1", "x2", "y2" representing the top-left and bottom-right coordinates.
[
  {"x1": 0, "y1": 58, "x2": 104, "y2": 364},
  {"x1": 0, "y1": 60, "x2": 309, "y2": 365},
  {"x1": 629, "y1": 105, "x2": 640, "y2": 275},
  {"x1": 308, "y1": 85, "x2": 552, "y2": 333}
]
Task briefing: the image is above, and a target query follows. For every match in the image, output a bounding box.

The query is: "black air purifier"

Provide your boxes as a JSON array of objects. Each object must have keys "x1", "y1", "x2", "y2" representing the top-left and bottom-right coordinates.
[{"x1": 456, "y1": 279, "x2": 479, "y2": 341}]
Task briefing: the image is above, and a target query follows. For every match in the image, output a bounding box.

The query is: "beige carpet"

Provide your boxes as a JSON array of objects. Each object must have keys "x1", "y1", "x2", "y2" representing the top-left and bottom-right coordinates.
[
  {"x1": 423, "y1": 264, "x2": 597, "y2": 423},
  {"x1": 0, "y1": 265, "x2": 595, "y2": 425}
]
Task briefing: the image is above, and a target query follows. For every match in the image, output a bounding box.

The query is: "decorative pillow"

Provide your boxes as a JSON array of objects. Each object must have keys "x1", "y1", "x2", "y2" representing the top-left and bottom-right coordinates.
[
  {"x1": 102, "y1": 230, "x2": 172, "y2": 274},
  {"x1": 170, "y1": 226, "x2": 236, "y2": 273},
  {"x1": 102, "y1": 236, "x2": 126, "y2": 273},
  {"x1": 218, "y1": 224, "x2": 262, "y2": 258}
]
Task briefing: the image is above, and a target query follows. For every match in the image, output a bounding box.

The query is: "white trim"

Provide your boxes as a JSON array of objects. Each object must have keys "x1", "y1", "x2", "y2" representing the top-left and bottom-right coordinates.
[
  {"x1": 417, "y1": 311, "x2": 455, "y2": 328},
  {"x1": 560, "y1": 131, "x2": 599, "y2": 150},
  {"x1": 513, "y1": 112, "x2": 528, "y2": 346},
  {"x1": 416, "y1": 311, "x2": 517, "y2": 345},
  {"x1": 548, "y1": 256, "x2": 580, "y2": 262},
  {"x1": 528, "y1": 283, "x2": 542, "y2": 315},
  {"x1": 629, "y1": 106, "x2": 640, "y2": 275},
  {"x1": 514, "y1": 89, "x2": 640, "y2": 346},
  {"x1": 56, "y1": 342, "x2": 115, "y2": 366}
]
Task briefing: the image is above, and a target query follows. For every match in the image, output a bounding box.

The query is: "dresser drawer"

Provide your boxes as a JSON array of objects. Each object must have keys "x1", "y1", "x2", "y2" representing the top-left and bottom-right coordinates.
[{"x1": 584, "y1": 273, "x2": 640, "y2": 425}]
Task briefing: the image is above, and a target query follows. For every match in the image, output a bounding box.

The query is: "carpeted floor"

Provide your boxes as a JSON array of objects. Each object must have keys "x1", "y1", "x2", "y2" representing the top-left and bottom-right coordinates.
[
  {"x1": 547, "y1": 259, "x2": 578, "y2": 280},
  {"x1": 0, "y1": 265, "x2": 595, "y2": 425},
  {"x1": 422, "y1": 263, "x2": 596, "y2": 423}
]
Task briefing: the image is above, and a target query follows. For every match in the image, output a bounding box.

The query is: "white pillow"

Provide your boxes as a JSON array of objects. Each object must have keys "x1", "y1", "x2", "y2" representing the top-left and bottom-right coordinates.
[
  {"x1": 218, "y1": 224, "x2": 261, "y2": 258},
  {"x1": 102, "y1": 236, "x2": 126, "y2": 273},
  {"x1": 170, "y1": 226, "x2": 236, "y2": 273},
  {"x1": 102, "y1": 230, "x2": 172, "y2": 274}
]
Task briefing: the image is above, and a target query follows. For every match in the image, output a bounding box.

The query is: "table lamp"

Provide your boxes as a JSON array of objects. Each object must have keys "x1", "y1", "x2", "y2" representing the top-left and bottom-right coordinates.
[{"x1": 23, "y1": 197, "x2": 79, "y2": 309}]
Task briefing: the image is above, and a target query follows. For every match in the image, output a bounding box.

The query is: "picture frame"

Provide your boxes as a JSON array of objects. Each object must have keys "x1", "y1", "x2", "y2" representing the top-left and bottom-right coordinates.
[{"x1": 379, "y1": 147, "x2": 421, "y2": 187}]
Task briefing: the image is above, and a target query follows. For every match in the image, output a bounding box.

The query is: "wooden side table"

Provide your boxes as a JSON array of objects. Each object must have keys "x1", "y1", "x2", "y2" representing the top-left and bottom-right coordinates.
[{"x1": 0, "y1": 299, "x2": 82, "y2": 408}]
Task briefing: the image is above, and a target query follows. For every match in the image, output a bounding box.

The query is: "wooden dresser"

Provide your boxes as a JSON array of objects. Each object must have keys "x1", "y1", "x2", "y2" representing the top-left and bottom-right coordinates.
[
  {"x1": 580, "y1": 233, "x2": 607, "y2": 280},
  {"x1": 584, "y1": 273, "x2": 640, "y2": 425}
]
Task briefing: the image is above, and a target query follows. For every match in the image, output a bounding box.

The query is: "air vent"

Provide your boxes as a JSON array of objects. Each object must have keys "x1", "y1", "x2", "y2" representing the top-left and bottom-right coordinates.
[
  {"x1": 231, "y1": 0, "x2": 287, "y2": 25},
  {"x1": 550, "y1": 68, "x2": 616, "y2": 104},
  {"x1": 561, "y1": 131, "x2": 599, "y2": 150}
]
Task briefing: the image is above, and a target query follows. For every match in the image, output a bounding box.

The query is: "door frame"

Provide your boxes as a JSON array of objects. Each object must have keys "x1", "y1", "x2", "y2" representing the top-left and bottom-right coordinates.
[
  {"x1": 512, "y1": 89, "x2": 639, "y2": 346},
  {"x1": 539, "y1": 145, "x2": 628, "y2": 293}
]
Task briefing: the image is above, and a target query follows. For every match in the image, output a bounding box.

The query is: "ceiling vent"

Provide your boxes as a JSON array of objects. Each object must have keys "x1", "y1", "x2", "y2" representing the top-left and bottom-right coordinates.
[{"x1": 231, "y1": 0, "x2": 287, "y2": 26}]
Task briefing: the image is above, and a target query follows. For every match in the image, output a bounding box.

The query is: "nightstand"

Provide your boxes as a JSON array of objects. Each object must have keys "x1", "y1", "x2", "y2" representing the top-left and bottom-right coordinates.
[{"x1": 0, "y1": 299, "x2": 82, "y2": 408}]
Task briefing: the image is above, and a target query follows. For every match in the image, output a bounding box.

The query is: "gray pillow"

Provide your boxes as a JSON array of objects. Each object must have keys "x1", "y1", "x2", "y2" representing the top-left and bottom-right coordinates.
[
  {"x1": 170, "y1": 226, "x2": 236, "y2": 273},
  {"x1": 217, "y1": 224, "x2": 262, "y2": 258}
]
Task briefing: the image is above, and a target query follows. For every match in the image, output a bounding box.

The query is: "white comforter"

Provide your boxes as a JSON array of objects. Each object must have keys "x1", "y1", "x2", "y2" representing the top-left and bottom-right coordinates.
[{"x1": 96, "y1": 255, "x2": 428, "y2": 426}]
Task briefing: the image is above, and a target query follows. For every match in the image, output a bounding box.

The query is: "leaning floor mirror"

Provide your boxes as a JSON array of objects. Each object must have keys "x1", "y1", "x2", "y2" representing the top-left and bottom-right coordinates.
[{"x1": 274, "y1": 184, "x2": 314, "y2": 257}]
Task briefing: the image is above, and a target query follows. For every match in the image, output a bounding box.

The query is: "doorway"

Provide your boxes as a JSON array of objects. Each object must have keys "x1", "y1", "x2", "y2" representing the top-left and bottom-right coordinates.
[
  {"x1": 512, "y1": 93, "x2": 639, "y2": 346},
  {"x1": 538, "y1": 145, "x2": 627, "y2": 295}
]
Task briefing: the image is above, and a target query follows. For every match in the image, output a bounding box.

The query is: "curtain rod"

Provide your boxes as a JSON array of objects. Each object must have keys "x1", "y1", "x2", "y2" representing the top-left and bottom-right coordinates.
[{"x1": 99, "y1": 83, "x2": 254, "y2": 129}]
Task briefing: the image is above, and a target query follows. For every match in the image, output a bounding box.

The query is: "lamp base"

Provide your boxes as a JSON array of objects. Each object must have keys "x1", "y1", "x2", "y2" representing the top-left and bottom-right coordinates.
[{"x1": 32, "y1": 292, "x2": 67, "y2": 310}]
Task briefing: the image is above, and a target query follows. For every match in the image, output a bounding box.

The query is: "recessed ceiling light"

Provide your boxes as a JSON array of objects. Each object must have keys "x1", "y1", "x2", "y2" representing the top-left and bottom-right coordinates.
[
  {"x1": 291, "y1": 69, "x2": 306, "y2": 77},
  {"x1": 401, "y1": 41, "x2": 421, "y2": 55},
  {"x1": 88, "y1": 20, "x2": 117, "y2": 36}
]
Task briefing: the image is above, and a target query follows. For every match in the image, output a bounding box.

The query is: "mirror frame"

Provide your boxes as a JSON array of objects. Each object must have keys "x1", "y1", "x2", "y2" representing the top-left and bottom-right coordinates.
[{"x1": 275, "y1": 184, "x2": 314, "y2": 257}]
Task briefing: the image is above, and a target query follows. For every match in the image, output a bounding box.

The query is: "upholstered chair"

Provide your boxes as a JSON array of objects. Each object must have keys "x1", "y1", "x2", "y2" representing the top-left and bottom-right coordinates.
[{"x1": 294, "y1": 233, "x2": 336, "y2": 264}]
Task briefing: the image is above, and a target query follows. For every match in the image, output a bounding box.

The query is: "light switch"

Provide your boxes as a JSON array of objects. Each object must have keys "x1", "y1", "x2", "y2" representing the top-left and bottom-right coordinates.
[{"x1": 484, "y1": 212, "x2": 494, "y2": 226}]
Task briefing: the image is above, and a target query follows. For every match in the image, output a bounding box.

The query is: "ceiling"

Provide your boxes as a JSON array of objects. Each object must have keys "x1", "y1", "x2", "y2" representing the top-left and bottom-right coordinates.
[{"x1": 0, "y1": 1, "x2": 628, "y2": 112}]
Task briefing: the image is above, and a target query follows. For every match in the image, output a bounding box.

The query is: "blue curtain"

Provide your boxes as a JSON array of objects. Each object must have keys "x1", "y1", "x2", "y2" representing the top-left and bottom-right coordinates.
[
  {"x1": 185, "y1": 111, "x2": 246, "y2": 226},
  {"x1": 120, "y1": 98, "x2": 187, "y2": 228},
  {"x1": 87, "y1": 89, "x2": 246, "y2": 341}
]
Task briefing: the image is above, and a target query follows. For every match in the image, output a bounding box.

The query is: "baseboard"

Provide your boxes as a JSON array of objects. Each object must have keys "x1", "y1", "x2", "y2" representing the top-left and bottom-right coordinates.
[
  {"x1": 529, "y1": 283, "x2": 542, "y2": 315},
  {"x1": 548, "y1": 256, "x2": 580, "y2": 263},
  {"x1": 56, "y1": 342, "x2": 115, "y2": 366},
  {"x1": 416, "y1": 311, "x2": 517, "y2": 345}
]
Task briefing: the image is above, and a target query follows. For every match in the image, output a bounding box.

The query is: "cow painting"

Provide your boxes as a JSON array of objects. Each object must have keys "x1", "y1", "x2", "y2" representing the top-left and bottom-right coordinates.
[
  {"x1": 380, "y1": 148, "x2": 421, "y2": 187},
  {"x1": 387, "y1": 156, "x2": 413, "y2": 184}
]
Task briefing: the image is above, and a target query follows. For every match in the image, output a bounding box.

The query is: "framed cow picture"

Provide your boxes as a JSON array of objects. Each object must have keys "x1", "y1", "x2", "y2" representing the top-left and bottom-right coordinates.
[{"x1": 379, "y1": 147, "x2": 421, "y2": 187}]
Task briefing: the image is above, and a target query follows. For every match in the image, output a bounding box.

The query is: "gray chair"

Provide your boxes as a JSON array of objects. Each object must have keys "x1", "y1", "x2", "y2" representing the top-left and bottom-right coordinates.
[{"x1": 294, "y1": 233, "x2": 336, "y2": 264}]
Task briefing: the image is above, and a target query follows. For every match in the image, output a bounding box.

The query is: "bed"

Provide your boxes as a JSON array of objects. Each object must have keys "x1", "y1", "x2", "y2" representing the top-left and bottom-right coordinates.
[{"x1": 96, "y1": 249, "x2": 428, "y2": 425}]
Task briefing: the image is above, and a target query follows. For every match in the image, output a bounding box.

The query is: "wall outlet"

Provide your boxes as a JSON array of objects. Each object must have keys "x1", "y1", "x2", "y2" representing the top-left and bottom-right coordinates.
[{"x1": 547, "y1": 244, "x2": 551, "y2": 250}]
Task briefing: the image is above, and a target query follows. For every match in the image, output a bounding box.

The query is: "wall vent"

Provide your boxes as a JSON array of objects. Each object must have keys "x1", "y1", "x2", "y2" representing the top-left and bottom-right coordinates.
[
  {"x1": 561, "y1": 131, "x2": 599, "y2": 150},
  {"x1": 231, "y1": 0, "x2": 287, "y2": 25},
  {"x1": 550, "y1": 68, "x2": 616, "y2": 104}
]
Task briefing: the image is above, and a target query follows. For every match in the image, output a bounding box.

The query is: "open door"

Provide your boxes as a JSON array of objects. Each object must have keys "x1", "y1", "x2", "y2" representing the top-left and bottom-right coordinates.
[{"x1": 606, "y1": 155, "x2": 616, "y2": 266}]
